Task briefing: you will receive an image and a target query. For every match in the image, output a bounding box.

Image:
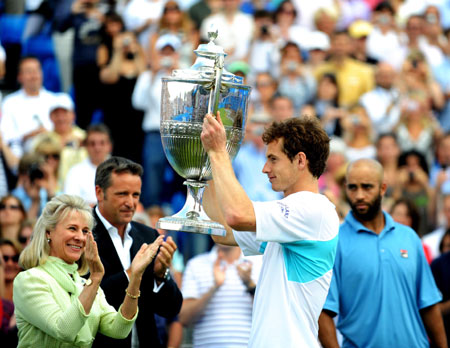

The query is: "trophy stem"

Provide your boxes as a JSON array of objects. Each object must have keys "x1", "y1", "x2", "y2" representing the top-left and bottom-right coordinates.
[
  {"x1": 185, "y1": 181, "x2": 206, "y2": 219},
  {"x1": 156, "y1": 180, "x2": 226, "y2": 236}
]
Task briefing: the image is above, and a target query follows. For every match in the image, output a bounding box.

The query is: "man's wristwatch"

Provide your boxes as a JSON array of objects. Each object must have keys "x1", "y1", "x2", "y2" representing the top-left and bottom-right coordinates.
[{"x1": 155, "y1": 268, "x2": 170, "y2": 282}]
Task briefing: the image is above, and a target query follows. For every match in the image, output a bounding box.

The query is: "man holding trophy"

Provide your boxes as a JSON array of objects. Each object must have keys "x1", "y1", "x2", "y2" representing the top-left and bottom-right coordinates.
[
  {"x1": 201, "y1": 114, "x2": 339, "y2": 348},
  {"x1": 155, "y1": 29, "x2": 339, "y2": 347}
]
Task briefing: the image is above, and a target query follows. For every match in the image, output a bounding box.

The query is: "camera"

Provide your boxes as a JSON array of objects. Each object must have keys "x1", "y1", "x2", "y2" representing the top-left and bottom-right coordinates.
[
  {"x1": 349, "y1": 114, "x2": 360, "y2": 125},
  {"x1": 160, "y1": 56, "x2": 174, "y2": 68},
  {"x1": 378, "y1": 14, "x2": 390, "y2": 25},
  {"x1": 426, "y1": 14, "x2": 437, "y2": 24},
  {"x1": 287, "y1": 61, "x2": 298, "y2": 72},
  {"x1": 123, "y1": 37, "x2": 131, "y2": 47},
  {"x1": 125, "y1": 52, "x2": 135, "y2": 60},
  {"x1": 28, "y1": 163, "x2": 44, "y2": 183}
]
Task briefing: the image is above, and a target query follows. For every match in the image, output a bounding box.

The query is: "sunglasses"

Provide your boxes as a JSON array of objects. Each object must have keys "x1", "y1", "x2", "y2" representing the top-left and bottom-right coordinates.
[
  {"x1": 164, "y1": 6, "x2": 180, "y2": 13},
  {"x1": 18, "y1": 236, "x2": 29, "y2": 244},
  {"x1": 0, "y1": 204, "x2": 21, "y2": 211},
  {"x1": 45, "y1": 153, "x2": 60, "y2": 160},
  {"x1": 3, "y1": 254, "x2": 19, "y2": 263}
]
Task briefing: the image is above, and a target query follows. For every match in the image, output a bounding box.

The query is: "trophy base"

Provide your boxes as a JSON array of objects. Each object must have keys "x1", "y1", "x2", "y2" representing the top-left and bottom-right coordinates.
[
  {"x1": 157, "y1": 216, "x2": 226, "y2": 236},
  {"x1": 156, "y1": 180, "x2": 226, "y2": 236}
]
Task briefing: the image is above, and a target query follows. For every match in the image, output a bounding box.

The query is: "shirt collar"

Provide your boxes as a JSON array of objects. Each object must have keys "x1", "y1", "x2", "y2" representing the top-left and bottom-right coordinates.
[
  {"x1": 95, "y1": 206, "x2": 132, "y2": 237},
  {"x1": 345, "y1": 210, "x2": 396, "y2": 236}
]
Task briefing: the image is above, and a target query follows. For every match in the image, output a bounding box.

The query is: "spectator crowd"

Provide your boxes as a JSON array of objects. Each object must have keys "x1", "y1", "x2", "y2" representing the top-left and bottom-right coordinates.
[{"x1": 1, "y1": 0, "x2": 450, "y2": 346}]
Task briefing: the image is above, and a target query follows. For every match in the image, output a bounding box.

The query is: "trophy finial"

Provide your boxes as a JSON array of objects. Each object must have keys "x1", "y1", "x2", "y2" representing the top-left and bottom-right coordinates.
[{"x1": 208, "y1": 25, "x2": 218, "y2": 42}]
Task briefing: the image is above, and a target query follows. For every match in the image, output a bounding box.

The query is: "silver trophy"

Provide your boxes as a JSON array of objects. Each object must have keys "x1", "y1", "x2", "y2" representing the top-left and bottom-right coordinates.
[{"x1": 156, "y1": 30, "x2": 251, "y2": 236}]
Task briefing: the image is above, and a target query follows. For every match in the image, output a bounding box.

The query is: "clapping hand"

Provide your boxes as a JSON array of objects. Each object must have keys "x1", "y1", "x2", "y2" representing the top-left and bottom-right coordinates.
[
  {"x1": 237, "y1": 261, "x2": 254, "y2": 287},
  {"x1": 131, "y1": 235, "x2": 164, "y2": 278},
  {"x1": 154, "y1": 236, "x2": 177, "y2": 279},
  {"x1": 213, "y1": 256, "x2": 226, "y2": 288},
  {"x1": 85, "y1": 232, "x2": 105, "y2": 281}
]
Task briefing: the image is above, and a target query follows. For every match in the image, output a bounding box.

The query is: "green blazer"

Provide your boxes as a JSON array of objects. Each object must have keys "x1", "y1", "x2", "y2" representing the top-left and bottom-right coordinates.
[{"x1": 13, "y1": 256, "x2": 136, "y2": 347}]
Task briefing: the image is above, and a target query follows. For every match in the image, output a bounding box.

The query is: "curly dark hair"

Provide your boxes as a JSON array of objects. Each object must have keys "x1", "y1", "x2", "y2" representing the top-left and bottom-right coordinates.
[{"x1": 262, "y1": 117, "x2": 330, "y2": 178}]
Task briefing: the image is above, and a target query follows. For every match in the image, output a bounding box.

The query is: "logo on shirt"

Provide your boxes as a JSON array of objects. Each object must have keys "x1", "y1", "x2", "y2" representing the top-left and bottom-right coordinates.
[
  {"x1": 400, "y1": 249, "x2": 408, "y2": 258},
  {"x1": 277, "y1": 202, "x2": 290, "y2": 219}
]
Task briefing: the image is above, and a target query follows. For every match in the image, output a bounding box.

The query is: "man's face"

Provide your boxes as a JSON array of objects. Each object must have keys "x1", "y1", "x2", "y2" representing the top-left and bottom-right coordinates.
[
  {"x1": 376, "y1": 63, "x2": 395, "y2": 89},
  {"x1": 331, "y1": 33, "x2": 351, "y2": 58},
  {"x1": 438, "y1": 136, "x2": 450, "y2": 165},
  {"x1": 376, "y1": 135, "x2": 400, "y2": 163},
  {"x1": 18, "y1": 58, "x2": 42, "y2": 93},
  {"x1": 271, "y1": 97, "x2": 294, "y2": 121},
  {"x1": 345, "y1": 165, "x2": 385, "y2": 221},
  {"x1": 96, "y1": 172, "x2": 141, "y2": 228},
  {"x1": 262, "y1": 138, "x2": 300, "y2": 196},
  {"x1": 51, "y1": 108, "x2": 75, "y2": 134},
  {"x1": 86, "y1": 132, "x2": 112, "y2": 165},
  {"x1": 443, "y1": 196, "x2": 450, "y2": 225}
]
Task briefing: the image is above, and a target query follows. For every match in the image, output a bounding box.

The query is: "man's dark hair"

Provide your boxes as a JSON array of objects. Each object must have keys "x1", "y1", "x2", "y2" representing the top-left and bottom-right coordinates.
[
  {"x1": 376, "y1": 132, "x2": 398, "y2": 147},
  {"x1": 86, "y1": 123, "x2": 112, "y2": 139},
  {"x1": 390, "y1": 198, "x2": 421, "y2": 233},
  {"x1": 262, "y1": 117, "x2": 330, "y2": 178},
  {"x1": 18, "y1": 55, "x2": 41, "y2": 71},
  {"x1": 95, "y1": 156, "x2": 143, "y2": 192},
  {"x1": 374, "y1": 1, "x2": 394, "y2": 15}
]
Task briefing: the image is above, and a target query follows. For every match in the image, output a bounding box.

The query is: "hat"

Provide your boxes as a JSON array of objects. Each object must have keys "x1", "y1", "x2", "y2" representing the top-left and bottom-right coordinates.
[
  {"x1": 227, "y1": 61, "x2": 251, "y2": 76},
  {"x1": 305, "y1": 31, "x2": 330, "y2": 51},
  {"x1": 348, "y1": 20, "x2": 373, "y2": 39},
  {"x1": 155, "y1": 34, "x2": 182, "y2": 51},
  {"x1": 329, "y1": 136, "x2": 347, "y2": 156},
  {"x1": 50, "y1": 93, "x2": 74, "y2": 113}
]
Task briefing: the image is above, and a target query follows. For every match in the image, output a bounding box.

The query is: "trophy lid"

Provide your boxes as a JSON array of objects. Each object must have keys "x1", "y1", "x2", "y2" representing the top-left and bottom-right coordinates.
[{"x1": 171, "y1": 28, "x2": 243, "y2": 85}]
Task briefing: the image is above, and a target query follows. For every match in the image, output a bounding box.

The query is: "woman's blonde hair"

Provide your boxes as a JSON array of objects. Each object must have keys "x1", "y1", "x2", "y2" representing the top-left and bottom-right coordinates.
[{"x1": 19, "y1": 194, "x2": 95, "y2": 275}]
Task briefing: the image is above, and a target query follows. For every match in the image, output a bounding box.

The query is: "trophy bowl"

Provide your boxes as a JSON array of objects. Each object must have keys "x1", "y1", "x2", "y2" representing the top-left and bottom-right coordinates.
[{"x1": 156, "y1": 33, "x2": 251, "y2": 236}]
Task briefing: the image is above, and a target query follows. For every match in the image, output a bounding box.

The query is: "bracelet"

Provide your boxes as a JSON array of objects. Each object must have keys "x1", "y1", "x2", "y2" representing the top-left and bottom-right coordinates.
[{"x1": 125, "y1": 288, "x2": 140, "y2": 299}]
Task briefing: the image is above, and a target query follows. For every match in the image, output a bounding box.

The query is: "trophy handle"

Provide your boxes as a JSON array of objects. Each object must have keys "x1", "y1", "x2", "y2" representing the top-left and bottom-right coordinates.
[{"x1": 207, "y1": 54, "x2": 225, "y2": 115}]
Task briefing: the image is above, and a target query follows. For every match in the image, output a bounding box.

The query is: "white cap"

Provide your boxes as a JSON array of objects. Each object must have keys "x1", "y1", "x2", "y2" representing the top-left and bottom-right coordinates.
[
  {"x1": 329, "y1": 136, "x2": 347, "y2": 156},
  {"x1": 305, "y1": 31, "x2": 330, "y2": 51},
  {"x1": 50, "y1": 93, "x2": 74, "y2": 113},
  {"x1": 155, "y1": 34, "x2": 182, "y2": 51}
]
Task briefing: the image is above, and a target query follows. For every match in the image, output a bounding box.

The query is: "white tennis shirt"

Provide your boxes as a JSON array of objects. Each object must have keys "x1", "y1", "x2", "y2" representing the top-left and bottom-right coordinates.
[{"x1": 234, "y1": 191, "x2": 339, "y2": 348}]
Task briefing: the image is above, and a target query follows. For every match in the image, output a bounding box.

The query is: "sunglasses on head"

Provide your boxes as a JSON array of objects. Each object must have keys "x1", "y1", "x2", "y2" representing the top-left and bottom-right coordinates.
[
  {"x1": 0, "y1": 204, "x2": 21, "y2": 211},
  {"x1": 3, "y1": 254, "x2": 19, "y2": 263}
]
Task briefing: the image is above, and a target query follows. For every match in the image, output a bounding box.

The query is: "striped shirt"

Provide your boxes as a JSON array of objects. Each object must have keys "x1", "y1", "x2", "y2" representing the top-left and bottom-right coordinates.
[{"x1": 182, "y1": 248, "x2": 261, "y2": 348}]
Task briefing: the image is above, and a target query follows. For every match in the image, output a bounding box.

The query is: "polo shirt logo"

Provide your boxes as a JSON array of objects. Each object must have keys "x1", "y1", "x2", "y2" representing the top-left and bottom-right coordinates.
[
  {"x1": 400, "y1": 249, "x2": 408, "y2": 258},
  {"x1": 277, "y1": 202, "x2": 290, "y2": 218}
]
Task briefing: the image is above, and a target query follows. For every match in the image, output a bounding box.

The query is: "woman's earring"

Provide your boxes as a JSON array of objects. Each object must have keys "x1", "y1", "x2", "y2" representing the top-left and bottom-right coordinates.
[{"x1": 47, "y1": 238, "x2": 51, "y2": 243}]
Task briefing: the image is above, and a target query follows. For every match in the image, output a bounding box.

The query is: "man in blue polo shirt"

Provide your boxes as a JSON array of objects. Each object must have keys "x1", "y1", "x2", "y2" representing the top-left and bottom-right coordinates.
[{"x1": 318, "y1": 158, "x2": 447, "y2": 348}]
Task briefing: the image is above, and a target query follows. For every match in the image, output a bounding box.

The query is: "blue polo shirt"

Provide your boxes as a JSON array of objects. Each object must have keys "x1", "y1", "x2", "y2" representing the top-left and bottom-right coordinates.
[{"x1": 324, "y1": 211, "x2": 442, "y2": 348}]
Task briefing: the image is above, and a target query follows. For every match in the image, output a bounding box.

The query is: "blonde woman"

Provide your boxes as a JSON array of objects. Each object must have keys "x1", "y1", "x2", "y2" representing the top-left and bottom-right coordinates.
[{"x1": 13, "y1": 195, "x2": 163, "y2": 347}]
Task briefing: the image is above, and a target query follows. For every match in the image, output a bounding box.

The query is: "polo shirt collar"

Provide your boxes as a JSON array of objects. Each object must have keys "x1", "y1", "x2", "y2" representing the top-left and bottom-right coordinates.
[{"x1": 345, "y1": 210, "x2": 396, "y2": 236}]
